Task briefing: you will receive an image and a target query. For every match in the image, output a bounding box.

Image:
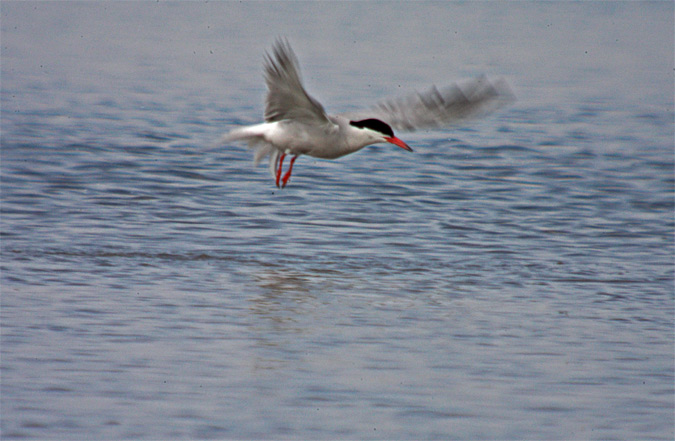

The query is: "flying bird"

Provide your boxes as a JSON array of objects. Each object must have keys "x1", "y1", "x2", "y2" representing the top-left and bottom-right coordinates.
[{"x1": 222, "y1": 39, "x2": 513, "y2": 188}]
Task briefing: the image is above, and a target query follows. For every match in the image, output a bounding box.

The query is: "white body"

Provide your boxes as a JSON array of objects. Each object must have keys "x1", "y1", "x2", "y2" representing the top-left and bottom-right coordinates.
[
  {"x1": 222, "y1": 39, "x2": 513, "y2": 185},
  {"x1": 226, "y1": 115, "x2": 384, "y2": 160}
]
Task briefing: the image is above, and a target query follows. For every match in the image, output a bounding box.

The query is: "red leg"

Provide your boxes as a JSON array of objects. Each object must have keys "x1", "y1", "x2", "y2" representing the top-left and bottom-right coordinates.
[
  {"x1": 275, "y1": 153, "x2": 286, "y2": 188},
  {"x1": 281, "y1": 156, "x2": 297, "y2": 188}
]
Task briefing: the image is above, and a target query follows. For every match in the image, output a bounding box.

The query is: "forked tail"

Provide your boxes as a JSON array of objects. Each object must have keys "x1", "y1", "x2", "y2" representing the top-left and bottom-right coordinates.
[{"x1": 221, "y1": 126, "x2": 281, "y2": 179}]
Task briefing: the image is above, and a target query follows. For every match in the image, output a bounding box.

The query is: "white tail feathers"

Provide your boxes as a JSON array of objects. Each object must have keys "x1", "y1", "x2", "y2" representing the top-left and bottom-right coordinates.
[
  {"x1": 221, "y1": 124, "x2": 281, "y2": 178},
  {"x1": 219, "y1": 125, "x2": 263, "y2": 144}
]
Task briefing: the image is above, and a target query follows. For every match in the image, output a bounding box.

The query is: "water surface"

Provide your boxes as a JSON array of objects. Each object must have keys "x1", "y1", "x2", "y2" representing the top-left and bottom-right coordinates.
[{"x1": 2, "y1": 2, "x2": 673, "y2": 439}]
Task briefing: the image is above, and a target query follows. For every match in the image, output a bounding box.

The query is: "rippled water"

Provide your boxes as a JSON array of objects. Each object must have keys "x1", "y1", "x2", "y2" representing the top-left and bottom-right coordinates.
[{"x1": 2, "y1": 2, "x2": 673, "y2": 440}]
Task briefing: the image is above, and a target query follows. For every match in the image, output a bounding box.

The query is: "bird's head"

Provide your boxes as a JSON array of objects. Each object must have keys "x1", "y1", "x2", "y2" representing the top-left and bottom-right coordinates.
[{"x1": 349, "y1": 118, "x2": 413, "y2": 152}]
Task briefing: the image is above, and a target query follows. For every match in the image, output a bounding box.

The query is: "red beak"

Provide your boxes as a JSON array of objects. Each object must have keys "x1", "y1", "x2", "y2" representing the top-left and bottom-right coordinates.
[{"x1": 385, "y1": 136, "x2": 413, "y2": 152}]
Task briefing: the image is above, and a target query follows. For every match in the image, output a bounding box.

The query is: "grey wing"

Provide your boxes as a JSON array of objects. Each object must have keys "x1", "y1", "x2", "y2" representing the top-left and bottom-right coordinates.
[
  {"x1": 264, "y1": 39, "x2": 330, "y2": 124},
  {"x1": 342, "y1": 76, "x2": 514, "y2": 132}
]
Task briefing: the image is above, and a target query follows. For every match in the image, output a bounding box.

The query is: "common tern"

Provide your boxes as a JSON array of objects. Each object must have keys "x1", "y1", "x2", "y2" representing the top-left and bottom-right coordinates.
[{"x1": 223, "y1": 39, "x2": 513, "y2": 188}]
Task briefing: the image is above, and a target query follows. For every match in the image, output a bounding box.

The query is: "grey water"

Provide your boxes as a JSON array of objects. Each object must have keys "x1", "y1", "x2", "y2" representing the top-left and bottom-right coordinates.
[{"x1": 1, "y1": 2, "x2": 673, "y2": 440}]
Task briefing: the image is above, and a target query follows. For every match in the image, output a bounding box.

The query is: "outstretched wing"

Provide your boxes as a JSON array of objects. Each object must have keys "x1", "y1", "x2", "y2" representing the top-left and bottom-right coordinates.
[
  {"x1": 264, "y1": 39, "x2": 331, "y2": 124},
  {"x1": 341, "y1": 76, "x2": 514, "y2": 132}
]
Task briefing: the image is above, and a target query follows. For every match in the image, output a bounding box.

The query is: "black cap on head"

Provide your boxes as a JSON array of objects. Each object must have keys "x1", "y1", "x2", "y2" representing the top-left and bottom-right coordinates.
[{"x1": 349, "y1": 118, "x2": 394, "y2": 138}]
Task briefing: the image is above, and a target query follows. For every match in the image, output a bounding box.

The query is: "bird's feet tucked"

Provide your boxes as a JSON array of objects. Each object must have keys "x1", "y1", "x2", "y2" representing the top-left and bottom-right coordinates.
[{"x1": 275, "y1": 153, "x2": 297, "y2": 188}]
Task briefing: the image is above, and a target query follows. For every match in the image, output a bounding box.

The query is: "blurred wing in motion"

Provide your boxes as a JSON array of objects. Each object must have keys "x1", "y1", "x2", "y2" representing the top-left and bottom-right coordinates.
[
  {"x1": 264, "y1": 39, "x2": 331, "y2": 125},
  {"x1": 342, "y1": 76, "x2": 515, "y2": 132}
]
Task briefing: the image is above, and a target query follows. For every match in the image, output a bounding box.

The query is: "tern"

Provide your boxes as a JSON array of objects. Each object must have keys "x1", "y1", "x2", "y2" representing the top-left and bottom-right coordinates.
[{"x1": 223, "y1": 39, "x2": 513, "y2": 188}]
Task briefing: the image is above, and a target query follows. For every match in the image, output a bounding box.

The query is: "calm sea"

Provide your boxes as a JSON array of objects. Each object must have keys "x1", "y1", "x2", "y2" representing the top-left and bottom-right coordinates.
[{"x1": 2, "y1": 2, "x2": 673, "y2": 439}]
